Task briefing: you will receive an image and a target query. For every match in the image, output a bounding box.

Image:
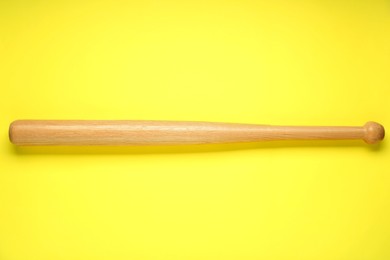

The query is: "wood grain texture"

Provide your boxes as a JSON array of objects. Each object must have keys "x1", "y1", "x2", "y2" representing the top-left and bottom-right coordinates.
[{"x1": 9, "y1": 120, "x2": 385, "y2": 146}]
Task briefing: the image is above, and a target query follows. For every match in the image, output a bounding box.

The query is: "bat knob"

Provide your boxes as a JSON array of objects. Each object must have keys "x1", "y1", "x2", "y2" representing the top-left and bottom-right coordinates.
[{"x1": 363, "y1": 121, "x2": 385, "y2": 144}]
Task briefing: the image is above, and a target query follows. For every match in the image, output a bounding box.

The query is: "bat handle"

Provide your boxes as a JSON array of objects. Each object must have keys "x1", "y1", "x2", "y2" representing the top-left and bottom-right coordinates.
[{"x1": 9, "y1": 120, "x2": 385, "y2": 146}]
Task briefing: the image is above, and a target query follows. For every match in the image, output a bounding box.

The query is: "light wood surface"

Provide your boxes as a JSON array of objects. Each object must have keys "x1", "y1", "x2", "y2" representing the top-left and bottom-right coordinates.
[{"x1": 9, "y1": 120, "x2": 385, "y2": 146}]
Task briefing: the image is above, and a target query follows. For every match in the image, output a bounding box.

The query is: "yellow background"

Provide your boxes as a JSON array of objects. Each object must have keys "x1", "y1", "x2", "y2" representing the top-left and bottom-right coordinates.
[{"x1": 1, "y1": 0, "x2": 389, "y2": 259}]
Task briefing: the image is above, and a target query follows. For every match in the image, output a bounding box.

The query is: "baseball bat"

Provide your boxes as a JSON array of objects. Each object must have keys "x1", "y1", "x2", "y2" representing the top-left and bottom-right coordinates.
[{"x1": 9, "y1": 120, "x2": 384, "y2": 146}]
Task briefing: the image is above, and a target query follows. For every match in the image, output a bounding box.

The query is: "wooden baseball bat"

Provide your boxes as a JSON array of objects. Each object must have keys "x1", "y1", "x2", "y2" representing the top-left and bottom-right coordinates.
[{"x1": 9, "y1": 120, "x2": 384, "y2": 146}]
